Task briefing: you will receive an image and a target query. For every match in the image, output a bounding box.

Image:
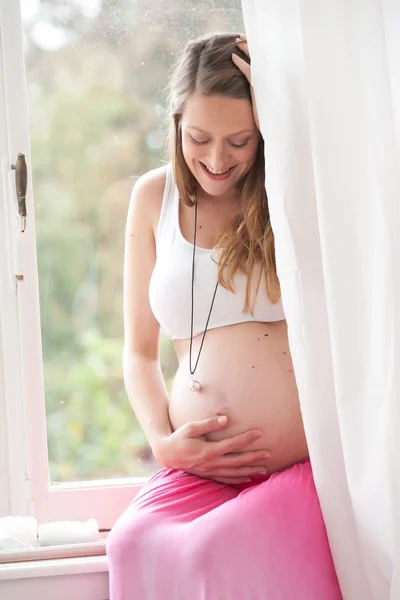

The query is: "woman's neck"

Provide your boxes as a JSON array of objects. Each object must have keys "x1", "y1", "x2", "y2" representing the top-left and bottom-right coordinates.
[{"x1": 197, "y1": 186, "x2": 241, "y2": 211}]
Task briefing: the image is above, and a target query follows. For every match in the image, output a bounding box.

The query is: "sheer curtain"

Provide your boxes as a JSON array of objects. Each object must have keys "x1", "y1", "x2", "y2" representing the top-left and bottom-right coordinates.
[{"x1": 241, "y1": 1, "x2": 400, "y2": 598}]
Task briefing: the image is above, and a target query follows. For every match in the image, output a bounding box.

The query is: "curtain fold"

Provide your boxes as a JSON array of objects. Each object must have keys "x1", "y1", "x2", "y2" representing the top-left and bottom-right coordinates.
[{"x1": 241, "y1": 1, "x2": 400, "y2": 598}]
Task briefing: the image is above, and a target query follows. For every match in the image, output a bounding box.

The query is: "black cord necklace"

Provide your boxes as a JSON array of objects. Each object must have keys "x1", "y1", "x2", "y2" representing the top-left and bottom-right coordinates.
[{"x1": 188, "y1": 193, "x2": 219, "y2": 392}]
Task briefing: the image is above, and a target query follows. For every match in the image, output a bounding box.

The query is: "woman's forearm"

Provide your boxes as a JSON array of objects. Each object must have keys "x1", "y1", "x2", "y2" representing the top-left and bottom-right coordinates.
[{"x1": 123, "y1": 352, "x2": 173, "y2": 449}]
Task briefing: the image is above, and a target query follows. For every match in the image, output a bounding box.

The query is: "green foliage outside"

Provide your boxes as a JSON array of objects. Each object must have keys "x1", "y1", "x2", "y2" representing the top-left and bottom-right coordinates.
[{"x1": 23, "y1": 0, "x2": 243, "y2": 482}]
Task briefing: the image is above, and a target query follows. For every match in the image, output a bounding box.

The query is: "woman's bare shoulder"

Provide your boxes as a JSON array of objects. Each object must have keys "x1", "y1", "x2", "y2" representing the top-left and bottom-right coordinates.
[
  {"x1": 129, "y1": 164, "x2": 168, "y2": 231},
  {"x1": 131, "y1": 165, "x2": 168, "y2": 205}
]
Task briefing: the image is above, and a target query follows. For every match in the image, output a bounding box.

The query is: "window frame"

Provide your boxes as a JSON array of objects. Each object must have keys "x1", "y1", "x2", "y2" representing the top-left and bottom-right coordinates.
[{"x1": 0, "y1": 0, "x2": 145, "y2": 529}]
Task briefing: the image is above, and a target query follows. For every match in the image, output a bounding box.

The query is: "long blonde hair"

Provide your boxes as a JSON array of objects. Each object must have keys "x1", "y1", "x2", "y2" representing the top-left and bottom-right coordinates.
[{"x1": 167, "y1": 33, "x2": 280, "y2": 312}]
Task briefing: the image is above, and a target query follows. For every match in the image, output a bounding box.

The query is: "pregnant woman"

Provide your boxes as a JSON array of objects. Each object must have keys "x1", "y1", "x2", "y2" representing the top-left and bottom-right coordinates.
[{"x1": 106, "y1": 33, "x2": 342, "y2": 600}]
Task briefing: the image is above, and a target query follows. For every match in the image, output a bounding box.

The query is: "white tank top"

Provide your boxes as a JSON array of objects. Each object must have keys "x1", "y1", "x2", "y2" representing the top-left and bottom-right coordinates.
[{"x1": 149, "y1": 164, "x2": 285, "y2": 340}]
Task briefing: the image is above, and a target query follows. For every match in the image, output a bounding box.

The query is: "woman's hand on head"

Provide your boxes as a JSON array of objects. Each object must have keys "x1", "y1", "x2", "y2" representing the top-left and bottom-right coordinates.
[
  {"x1": 152, "y1": 415, "x2": 271, "y2": 485},
  {"x1": 231, "y1": 34, "x2": 260, "y2": 131}
]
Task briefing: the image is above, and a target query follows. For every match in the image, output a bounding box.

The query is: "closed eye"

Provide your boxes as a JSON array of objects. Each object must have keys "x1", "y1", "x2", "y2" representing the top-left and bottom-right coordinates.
[
  {"x1": 189, "y1": 135, "x2": 250, "y2": 148},
  {"x1": 230, "y1": 139, "x2": 250, "y2": 148},
  {"x1": 189, "y1": 136, "x2": 210, "y2": 145}
]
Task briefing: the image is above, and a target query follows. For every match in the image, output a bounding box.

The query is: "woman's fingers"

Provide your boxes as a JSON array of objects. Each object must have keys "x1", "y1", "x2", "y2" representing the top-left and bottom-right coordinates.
[
  {"x1": 231, "y1": 52, "x2": 251, "y2": 85},
  {"x1": 206, "y1": 429, "x2": 264, "y2": 458},
  {"x1": 232, "y1": 37, "x2": 251, "y2": 86},
  {"x1": 236, "y1": 38, "x2": 249, "y2": 57},
  {"x1": 182, "y1": 415, "x2": 228, "y2": 438},
  {"x1": 204, "y1": 466, "x2": 268, "y2": 478},
  {"x1": 210, "y1": 449, "x2": 271, "y2": 469},
  {"x1": 232, "y1": 34, "x2": 260, "y2": 129}
]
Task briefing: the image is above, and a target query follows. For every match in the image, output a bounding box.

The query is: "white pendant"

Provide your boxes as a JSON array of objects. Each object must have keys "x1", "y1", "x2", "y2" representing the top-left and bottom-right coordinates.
[{"x1": 189, "y1": 379, "x2": 201, "y2": 392}]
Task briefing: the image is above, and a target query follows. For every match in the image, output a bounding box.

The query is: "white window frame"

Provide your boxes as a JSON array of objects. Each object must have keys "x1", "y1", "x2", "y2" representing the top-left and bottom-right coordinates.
[{"x1": 0, "y1": 0, "x2": 145, "y2": 529}]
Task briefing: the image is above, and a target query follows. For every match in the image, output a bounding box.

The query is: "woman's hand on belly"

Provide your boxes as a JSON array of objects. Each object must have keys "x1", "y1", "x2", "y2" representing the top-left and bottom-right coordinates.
[{"x1": 152, "y1": 415, "x2": 272, "y2": 485}]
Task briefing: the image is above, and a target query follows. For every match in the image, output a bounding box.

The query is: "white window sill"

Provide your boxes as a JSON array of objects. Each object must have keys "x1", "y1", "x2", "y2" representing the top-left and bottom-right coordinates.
[
  {"x1": 0, "y1": 553, "x2": 108, "y2": 580},
  {"x1": 0, "y1": 543, "x2": 109, "y2": 600},
  {"x1": 0, "y1": 540, "x2": 107, "y2": 566}
]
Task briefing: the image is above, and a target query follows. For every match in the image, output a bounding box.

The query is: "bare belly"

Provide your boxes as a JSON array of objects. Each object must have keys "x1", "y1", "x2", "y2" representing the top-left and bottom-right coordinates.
[{"x1": 170, "y1": 321, "x2": 309, "y2": 473}]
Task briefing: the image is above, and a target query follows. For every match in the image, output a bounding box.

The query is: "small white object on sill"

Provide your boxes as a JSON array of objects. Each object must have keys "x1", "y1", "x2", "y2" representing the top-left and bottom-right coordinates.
[
  {"x1": 0, "y1": 517, "x2": 39, "y2": 550},
  {"x1": 0, "y1": 516, "x2": 100, "y2": 551}
]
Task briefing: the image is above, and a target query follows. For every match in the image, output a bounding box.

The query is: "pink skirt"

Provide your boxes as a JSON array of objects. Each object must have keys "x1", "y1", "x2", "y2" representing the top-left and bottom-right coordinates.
[{"x1": 106, "y1": 459, "x2": 342, "y2": 599}]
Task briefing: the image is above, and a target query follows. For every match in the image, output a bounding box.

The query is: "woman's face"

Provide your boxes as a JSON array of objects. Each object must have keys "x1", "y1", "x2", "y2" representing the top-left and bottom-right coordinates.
[{"x1": 180, "y1": 93, "x2": 260, "y2": 198}]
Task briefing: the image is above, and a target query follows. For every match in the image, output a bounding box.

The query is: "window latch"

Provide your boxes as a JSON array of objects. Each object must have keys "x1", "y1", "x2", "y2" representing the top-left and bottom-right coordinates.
[{"x1": 11, "y1": 153, "x2": 27, "y2": 233}]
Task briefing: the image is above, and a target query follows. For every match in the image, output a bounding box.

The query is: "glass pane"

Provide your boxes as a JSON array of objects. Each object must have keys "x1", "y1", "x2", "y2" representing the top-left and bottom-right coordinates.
[{"x1": 20, "y1": 0, "x2": 244, "y2": 483}]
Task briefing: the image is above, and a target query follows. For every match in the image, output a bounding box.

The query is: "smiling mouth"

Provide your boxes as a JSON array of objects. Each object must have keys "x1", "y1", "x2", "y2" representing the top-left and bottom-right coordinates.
[{"x1": 200, "y1": 162, "x2": 237, "y2": 180}]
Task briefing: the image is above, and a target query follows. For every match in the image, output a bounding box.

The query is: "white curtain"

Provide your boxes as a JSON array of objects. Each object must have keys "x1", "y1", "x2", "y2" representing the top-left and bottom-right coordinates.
[{"x1": 241, "y1": 1, "x2": 400, "y2": 599}]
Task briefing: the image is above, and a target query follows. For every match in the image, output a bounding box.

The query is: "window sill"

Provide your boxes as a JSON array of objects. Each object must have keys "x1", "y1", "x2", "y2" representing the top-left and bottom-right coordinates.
[
  {"x1": 0, "y1": 539, "x2": 107, "y2": 566},
  {"x1": 0, "y1": 543, "x2": 109, "y2": 600},
  {"x1": 0, "y1": 541, "x2": 107, "y2": 578}
]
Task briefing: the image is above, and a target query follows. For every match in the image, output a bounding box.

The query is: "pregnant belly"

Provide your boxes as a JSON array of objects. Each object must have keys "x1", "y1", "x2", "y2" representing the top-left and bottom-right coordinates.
[{"x1": 170, "y1": 321, "x2": 309, "y2": 473}]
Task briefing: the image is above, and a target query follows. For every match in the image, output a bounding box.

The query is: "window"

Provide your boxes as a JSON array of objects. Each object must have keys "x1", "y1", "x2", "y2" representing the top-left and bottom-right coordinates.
[{"x1": 0, "y1": 0, "x2": 244, "y2": 529}]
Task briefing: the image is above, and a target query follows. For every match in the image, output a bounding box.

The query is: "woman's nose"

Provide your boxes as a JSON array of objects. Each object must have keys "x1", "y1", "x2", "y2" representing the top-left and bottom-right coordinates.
[{"x1": 207, "y1": 143, "x2": 228, "y2": 170}]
